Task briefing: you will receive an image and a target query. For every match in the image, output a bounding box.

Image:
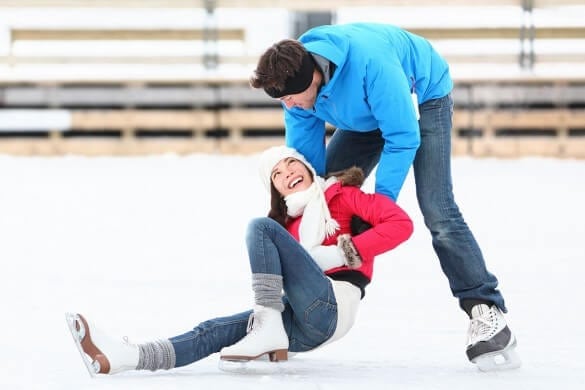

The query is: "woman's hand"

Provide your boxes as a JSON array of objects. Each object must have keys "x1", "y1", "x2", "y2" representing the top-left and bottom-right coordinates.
[
  {"x1": 337, "y1": 234, "x2": 363, "y2": 269},
  {"x1": 309, "y1": 235, "x2": 363, "y2": 271},
  {"x1": 309, "y1": 245, "x2": 346, "y2": 271}
]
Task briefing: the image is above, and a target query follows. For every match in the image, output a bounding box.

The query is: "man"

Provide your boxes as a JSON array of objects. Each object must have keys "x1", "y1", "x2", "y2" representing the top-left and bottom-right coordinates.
[{"x1": 250, "y1": 22, "x2": 520, "y2": 371}]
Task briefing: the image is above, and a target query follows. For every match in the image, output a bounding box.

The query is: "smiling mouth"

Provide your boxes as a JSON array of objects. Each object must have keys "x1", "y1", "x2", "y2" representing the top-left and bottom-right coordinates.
[{"x1": 289, "y1": 177, "x2": 303, "y2": 189}]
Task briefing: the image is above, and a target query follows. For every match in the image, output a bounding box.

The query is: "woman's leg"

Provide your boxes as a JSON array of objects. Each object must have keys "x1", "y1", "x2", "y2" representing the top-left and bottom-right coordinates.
[
  {"x1": 169, "y1": 310, "x2": 251, "y2": 367},
  {"x1": 245, "y1": 217, "x2": 338, "y2": 351},
  {"x1": 170, "y1": 216, "x2": 339, "y2": 366},
  {"x1": 70, "y1": 217, "x2": 338, "y2": 373},
  {"x1": 221, "y1": 217, "x2": 338, "y2": 359}
]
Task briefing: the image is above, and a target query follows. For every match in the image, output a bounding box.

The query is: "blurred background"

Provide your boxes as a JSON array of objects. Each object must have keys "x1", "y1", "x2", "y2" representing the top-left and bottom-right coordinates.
[{"x1": 0, "y1": 0, "x2": 584, "y2": 158}]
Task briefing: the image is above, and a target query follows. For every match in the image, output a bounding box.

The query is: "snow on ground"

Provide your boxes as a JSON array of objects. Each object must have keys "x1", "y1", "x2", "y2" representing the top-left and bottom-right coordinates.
[{"x1": 0, "y1": 153, "x2": 584, "y2": 390}]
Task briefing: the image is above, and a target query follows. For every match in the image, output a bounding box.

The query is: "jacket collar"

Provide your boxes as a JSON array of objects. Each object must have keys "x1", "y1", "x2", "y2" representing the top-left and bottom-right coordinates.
[{"x1": 324, "y1": 181, "x2": 343, "y2": 202}]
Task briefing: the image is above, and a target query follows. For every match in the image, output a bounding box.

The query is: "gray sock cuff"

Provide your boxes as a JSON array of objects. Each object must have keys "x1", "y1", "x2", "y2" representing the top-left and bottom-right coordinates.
[
  {"x1": 137, "y1": 339, "x2": 176, "y2": 371},
  {"x1": 252, "y1": 273, "x2": 284, "y2": 312}
]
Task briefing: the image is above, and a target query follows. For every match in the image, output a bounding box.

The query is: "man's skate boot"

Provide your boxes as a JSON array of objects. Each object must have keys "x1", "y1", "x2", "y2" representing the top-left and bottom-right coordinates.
[
  {"x1": 465, "y1": 304, "x2": 521, "y2": 372},
  {"x1": 220, "y1": 305, "x2": 288, "y2": 362},
  {"x1": 65, "y1": 313, "x2": 139, "y2": 376}
]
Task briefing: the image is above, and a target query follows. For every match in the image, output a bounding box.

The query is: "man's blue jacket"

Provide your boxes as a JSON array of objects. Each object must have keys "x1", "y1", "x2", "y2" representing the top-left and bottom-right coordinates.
[{"x1": 284, "y1": 22, "x2": 453, "y2": 200}]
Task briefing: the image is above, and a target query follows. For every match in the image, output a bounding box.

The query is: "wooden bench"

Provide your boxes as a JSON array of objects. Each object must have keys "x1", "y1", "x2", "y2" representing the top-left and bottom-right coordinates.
[
  {"x1": 453, "y1": 109, "x2": 585, "y2": 158},
  {"x1": 2, "y1": 105, "x2": 583, "y2": 158},
  {"x1": 2, "y1": 27, "x2": 250, "y2": 66},
  {"x1": 1, "y1": 0, "x2": 583, "y2": 157},
  {"x1": 406, "y1": 25, "x2": 585, "y2": 68}
]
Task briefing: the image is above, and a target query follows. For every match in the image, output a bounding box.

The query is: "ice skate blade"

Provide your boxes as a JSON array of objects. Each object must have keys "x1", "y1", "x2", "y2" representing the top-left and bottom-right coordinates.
[
  {"x1": 65, "y1": 312, "x2": 112, "y2": 376},
  {"x1": 472, "y1": 342, "x2": 521, "y2": 372},
  {"x1": 220, "y1": 348, "x2": 288, "y2": 363},
  {"x1": 65, "y1": 312, "x2": 98, "y2": 378},
  {"x1": 218, "y1": 358, "x2": 287, "y2": 375}
]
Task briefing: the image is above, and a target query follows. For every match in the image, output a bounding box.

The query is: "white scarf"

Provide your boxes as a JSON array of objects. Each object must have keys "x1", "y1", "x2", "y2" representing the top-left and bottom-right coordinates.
[{"x1": 285, "y1": 176, "x2": 339, "y2": 250}]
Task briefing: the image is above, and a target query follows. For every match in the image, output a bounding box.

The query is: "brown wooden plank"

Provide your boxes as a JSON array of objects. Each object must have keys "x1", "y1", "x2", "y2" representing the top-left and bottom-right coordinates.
[
  {"x1": 70, "y1": 110, "x2": 217, "y2": 130},
  {"x1": 409, "y1": 27, "x2": 585, "y2": 40},
  {"x1": 0, "y1": 55, "x2": 259, "y2": 65},
  {"x1": 11, "y1": 28, "x2": 245, "y2": 41},
  {"x1": 487, "y1": 110, "x2": 565, "y2": 128}
]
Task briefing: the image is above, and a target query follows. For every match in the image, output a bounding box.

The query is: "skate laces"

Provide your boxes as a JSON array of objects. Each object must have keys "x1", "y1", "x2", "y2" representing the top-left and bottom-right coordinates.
[
  {"x1": 246, "y1": 313, "x2": 257, "y2": 333},
  {"x1": 245, "y1": 310, "x2": 267, "y2": 334},
  {"x1": 467, "y1": 306, "x2": 500, "y2": 345}
]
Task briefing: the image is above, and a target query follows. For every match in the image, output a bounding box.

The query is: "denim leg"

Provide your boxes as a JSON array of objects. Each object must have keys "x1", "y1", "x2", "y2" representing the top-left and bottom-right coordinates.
[
  {"x1": 170, "y1": 310, "x2": 251, "y2": 367},
  {"x1": 246, "y1": 217, "x2": 338, "y2": 351},
  {"x1": 325, "y1": 129, "x2": 384, "y2": 176},
  {"x1": 169, "y1": 218, "x2": 339, "y2": 368},
  {"x1": 414, "y1": 94, "x2": 506, "y2": 312}
]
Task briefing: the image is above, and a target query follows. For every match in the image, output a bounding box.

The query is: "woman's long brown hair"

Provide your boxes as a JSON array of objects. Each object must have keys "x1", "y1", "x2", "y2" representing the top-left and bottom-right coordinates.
[{"x1": 267, "y1": 182, "x2": 288, "y2": 227}]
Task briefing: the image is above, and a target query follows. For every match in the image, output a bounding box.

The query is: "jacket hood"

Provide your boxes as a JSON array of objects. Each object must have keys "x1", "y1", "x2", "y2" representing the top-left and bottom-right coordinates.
[
  {"x1": 326, "y1": 166, "x2": 365, "y2": 187},
  {"x1": 300, "y1": 26, "x2": 349, "y2": 88}
]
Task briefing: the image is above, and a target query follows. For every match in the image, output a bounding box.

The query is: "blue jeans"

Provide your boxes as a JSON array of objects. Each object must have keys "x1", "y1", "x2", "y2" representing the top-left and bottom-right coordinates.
[
  {"x1": 326, "y1": 93, "x2": 506, "y2": 313},
  {"x1": 170, "y1": 217, "x2": 337, "y2": 367}
]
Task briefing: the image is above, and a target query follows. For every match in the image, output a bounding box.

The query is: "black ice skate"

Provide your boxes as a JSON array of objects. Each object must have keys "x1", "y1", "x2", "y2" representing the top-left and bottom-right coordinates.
[{"x1": 465, "y1": 304, "x2": 521, "y2": 372}]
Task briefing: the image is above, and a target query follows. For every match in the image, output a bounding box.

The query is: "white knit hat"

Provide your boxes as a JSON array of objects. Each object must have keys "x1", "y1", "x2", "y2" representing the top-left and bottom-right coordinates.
[
  {"x1": 257, "y1": 145, "x2": 339, "y2": 250},
  {"x1": 258, "y1": 145, "x2": 316, "y2": 191}
]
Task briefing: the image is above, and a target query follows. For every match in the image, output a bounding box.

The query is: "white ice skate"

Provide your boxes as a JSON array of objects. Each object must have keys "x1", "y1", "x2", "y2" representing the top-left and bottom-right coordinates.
[
  {"x1": 466, "y1": 304, "x2": 521, "y2": 372},
  {"x1": 65, "y1": 312, "x2": 139, "y2": 376},
  {"x1": 219, "y1": 305, "x2": 288, "y2": 364}
]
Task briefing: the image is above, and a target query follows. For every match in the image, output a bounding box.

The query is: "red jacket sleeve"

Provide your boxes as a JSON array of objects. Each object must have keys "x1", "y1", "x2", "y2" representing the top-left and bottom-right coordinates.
[{"x1": 339, "y1": 186, "x2": 413, "y2": 260}]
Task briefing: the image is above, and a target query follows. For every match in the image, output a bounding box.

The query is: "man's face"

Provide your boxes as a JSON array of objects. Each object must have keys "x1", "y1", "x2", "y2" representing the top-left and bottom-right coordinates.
[{"x1": 278, "y1": 70, "x2": 321, "y2": 110}]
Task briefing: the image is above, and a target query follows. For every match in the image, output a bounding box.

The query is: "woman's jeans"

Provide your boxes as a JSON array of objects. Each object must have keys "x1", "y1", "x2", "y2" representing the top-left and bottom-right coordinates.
[
  {"x1": 326, "y1": 93, "x2": 506, "y2": 313},
  {"x1": 170, "y1": 217, "x2": 337, "y2": 367}
]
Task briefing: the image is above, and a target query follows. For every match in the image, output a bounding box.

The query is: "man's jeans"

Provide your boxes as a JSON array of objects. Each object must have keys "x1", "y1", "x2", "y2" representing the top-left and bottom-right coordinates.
[
  {"x1": 170, "y1": 217, "x2": 337, "y2": 367},
  {"x1": 326, "y1": 93, "x2": 506, "y2": 313}
]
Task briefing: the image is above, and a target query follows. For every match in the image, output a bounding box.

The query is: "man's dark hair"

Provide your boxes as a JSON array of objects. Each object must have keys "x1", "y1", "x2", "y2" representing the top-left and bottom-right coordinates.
[{"x1": 250, "y1": 39, "x2": 307, "y2": 93}]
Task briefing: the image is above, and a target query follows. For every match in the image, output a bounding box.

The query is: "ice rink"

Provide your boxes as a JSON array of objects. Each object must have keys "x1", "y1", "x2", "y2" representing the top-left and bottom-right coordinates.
[{"x1": 0, "y1": 153, "x2": 584, "y2": 389}]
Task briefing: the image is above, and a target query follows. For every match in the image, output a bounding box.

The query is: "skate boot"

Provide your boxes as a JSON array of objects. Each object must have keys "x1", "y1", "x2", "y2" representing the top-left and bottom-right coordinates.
[
  {"x1": 65, "y1": 313, "x2": 139, "y2": 376},
  {"x1": 465, "y1": 304, "x2": 521, "y2": 372},
  {"x1": 220, "y1": 305, "x2": 288, "y2": 362}
]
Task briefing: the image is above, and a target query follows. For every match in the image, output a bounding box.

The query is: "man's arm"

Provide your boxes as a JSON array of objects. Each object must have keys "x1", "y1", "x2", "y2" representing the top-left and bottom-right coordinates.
[
  {"x1": 283, "y1": 107, "x2": 327, "y2": 175},
  {"x1": 366, "y1": 59, "x2": 420, "y2": 201}
]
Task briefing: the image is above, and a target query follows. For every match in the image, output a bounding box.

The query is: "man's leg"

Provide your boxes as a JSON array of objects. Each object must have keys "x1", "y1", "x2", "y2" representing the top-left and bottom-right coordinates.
[
  {"x1": 414, "y1": 94, "x2": 519, "y2": 370},
  {"x1": 414, "y1": 93, "x2": 505, "y2": 311},
  {"x1": 326, "y1": 129, "x2": 384, "y2": 176}
]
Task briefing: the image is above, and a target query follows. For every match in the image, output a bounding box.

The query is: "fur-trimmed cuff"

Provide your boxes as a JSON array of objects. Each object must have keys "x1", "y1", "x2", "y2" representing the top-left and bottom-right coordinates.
[{"x1": 337, "y1": 234, "x2": 363, "y2": 269}]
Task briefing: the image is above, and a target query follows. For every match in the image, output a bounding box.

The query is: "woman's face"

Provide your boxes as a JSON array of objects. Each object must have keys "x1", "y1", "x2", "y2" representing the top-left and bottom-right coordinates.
[{"x1": 271, "y1": 157, "x2": 313, "y2": 197}]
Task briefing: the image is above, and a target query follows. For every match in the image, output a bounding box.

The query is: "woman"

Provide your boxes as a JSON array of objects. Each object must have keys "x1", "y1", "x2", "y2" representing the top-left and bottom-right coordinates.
[{"x1": 66, "y1": 146, "x2": 413, "y2": 375}]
